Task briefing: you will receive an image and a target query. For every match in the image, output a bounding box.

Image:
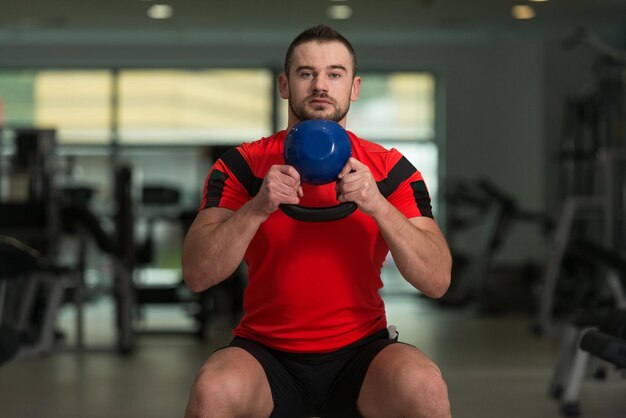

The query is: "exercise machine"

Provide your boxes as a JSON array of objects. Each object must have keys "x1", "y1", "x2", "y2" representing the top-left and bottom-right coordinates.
[
  {"x1": 439, "y1": 178, "x2": 549, "y2": 311},
  {"x1": 535, "y1": 28, "x2": 626, "y2": 335}
]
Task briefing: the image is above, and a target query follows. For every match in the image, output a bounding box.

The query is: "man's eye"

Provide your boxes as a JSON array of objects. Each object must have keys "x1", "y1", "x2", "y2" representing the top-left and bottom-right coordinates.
[
  {"x1": 329, "y1": 73, "x2": 342, "y2": 79},
  {"x1": 301, "y1": 72, "x2": 313, "y2": 78}
]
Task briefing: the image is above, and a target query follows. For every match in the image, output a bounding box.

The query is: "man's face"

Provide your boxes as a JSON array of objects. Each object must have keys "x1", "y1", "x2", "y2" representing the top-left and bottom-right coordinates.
[{"x1": 279, "y1": 41, "x2": 361, "y2": 127}]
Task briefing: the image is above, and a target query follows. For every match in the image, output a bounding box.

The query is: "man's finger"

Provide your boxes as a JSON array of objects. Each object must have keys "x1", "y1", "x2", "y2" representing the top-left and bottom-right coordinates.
[
  {"x1": 275, "y1": 164, "x2": 301, "y2": 181},
  {"x1": 338, "y1": 157, "x2": 364, "y2": 178}
]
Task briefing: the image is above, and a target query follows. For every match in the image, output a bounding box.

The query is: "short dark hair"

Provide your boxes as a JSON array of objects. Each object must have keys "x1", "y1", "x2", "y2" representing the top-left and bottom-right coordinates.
[{"x1": 284, "y1": 25, "x2": 358, "y2": 77}]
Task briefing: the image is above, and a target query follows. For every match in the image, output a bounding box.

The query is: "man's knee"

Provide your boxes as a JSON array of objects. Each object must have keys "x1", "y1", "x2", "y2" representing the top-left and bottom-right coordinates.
[
  {"x1": 185, "y1": 348, "x2": 273, "y2": 418},
  {"x1": 186, "y1": 363, "x2": 242, "y2": 417},
  {"x1": 397, "y1": 365, "x2": 450, "y2": 416}
]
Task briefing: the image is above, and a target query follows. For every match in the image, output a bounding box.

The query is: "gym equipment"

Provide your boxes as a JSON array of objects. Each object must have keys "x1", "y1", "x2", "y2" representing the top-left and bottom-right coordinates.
[
  {"x1": 3, "y1": 128, "x2": 56, "y2": 204},
  {"x1": 111, "y1": 167, "x2": 222, "y2": 351},
  {"x1": 0, "y1": 128, "x2": 81, "y2": 357},
  {"x1": 281, "y1": 119, "x2": 356, "y2": 222},
  {"x1": 535, "y1": 151, "x2": 626, "y2": 335},
  {"x1": 0, "y1": 128, "x2": 120, "y2": 354},
  {"x1": 0, "y1": 128, "x2": 213, "y2": 355},
  {"x1": 112, "y1": 165, "x2": 136, "y2": 354},
  {"x1": 534, "y1": 31, "x2": 626, "y2": 335},
  {"x1": 0, "y1": 235, "x2": 73, "y2": 364},
  {"x1": 550, "y1": 308, "x2": 626, "y2": 417},
  {"x1": 0, "y1": 236, "x2": 39, "y2": 365},
  {"x1": 548, "y1": 241, "x2": 626, "y2": 416},
  {"x1": 438, "y1": 178, "x2": 550, "y2": 310},
  {"x1": 131, "y1": 183, "x2": 214, "y2": 340},
  {"x1": 0, "y1": 129, "x2": 61, "y2": 253}
]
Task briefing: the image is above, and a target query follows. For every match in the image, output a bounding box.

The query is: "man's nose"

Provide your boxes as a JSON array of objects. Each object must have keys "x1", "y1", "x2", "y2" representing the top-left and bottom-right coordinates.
[{"x1": 312, "y1": 75, "x2": 328, "y2": 92}]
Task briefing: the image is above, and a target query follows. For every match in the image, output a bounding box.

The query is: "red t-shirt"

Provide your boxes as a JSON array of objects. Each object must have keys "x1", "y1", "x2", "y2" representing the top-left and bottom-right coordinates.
[{"x1": 200, "y1": 130, "x2": 433, "y2": 352}]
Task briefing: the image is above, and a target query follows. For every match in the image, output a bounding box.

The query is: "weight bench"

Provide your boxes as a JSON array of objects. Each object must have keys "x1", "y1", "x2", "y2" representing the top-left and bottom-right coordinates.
[
  {"x1": 0, "y1": 235, "x2": 72, "y2": 365},
  {"x1": 580, "y1": 328, "x2": 626, "y2": 368},
  {"x1": 548, "y1": 240, "x2": 626, "y2": 416},
  {"x1": 549, "y1": 308, "x2": 626, "y2": 416}
]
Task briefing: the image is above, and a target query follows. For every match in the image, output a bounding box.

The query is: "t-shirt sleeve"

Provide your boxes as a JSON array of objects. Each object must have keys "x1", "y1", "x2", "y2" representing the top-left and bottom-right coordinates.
[
  {"x1": 384, "y1": 149, "x2": 434, "y2": 219},
  {"x1": 198, "y1": 148, "x2": 254, "y2": 212}
]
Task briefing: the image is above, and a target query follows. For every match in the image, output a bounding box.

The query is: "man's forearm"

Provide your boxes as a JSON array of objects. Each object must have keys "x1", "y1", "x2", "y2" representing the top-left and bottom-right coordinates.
[
  {"x1": 182, "y1": 202, "x2": 266, "y2": 292},
  {"x1": 372, "y1": 202, "x2": 451, "y2": 298}
]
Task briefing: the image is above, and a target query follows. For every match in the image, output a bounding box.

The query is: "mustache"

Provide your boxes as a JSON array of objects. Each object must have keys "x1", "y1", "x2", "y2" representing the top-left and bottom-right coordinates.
[{"x1": 307, "y1": 93, "x2": 335, "y2": 102}]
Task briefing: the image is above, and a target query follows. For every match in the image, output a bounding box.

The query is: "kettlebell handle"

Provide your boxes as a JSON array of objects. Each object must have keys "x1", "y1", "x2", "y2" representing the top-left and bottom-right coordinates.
[{"x1": 279, "y1": 202, "x2": 357, "y2": 222}]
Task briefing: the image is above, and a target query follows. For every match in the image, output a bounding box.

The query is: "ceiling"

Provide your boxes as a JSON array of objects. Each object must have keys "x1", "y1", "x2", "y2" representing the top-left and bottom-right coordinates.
[{"x1": 1, "y1": 0, "x2": 625, "y2": 47}]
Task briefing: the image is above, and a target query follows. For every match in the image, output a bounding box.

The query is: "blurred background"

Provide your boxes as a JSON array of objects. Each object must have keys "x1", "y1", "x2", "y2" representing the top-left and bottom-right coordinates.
[{"x1": 0, "y1": 1, "x2": 625, "y2": 417}]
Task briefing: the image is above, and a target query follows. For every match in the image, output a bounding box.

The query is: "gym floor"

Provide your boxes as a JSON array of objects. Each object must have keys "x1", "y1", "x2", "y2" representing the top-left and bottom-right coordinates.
[{"x1": 0, "y1": 267, "x2": 625, "y2": 418}]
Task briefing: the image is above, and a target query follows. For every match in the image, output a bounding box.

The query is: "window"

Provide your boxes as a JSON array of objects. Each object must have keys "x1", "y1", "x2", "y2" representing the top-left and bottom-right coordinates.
[
  {"x1": 349, "y1": 72, "x2": 435, "y2": 141},
  {"x1": 0, "y1": 70, "x2": 113, "y2": 144},
  {"x1": 118, "y1": 70, "x2": 273, "y2": 144},
  {"x1": 36, "y1": 71, "x2": 113, "y2": 143},
  {"x1": 0, "y1": 69, "x2": 274, "y2": 145},
  {"x1": 0, "y1": 71, "x2": 39, "y2": 127}
]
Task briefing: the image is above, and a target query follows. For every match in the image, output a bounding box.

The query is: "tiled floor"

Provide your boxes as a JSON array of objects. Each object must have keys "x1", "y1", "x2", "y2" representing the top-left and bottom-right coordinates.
[{"x1": 1, "y1": 270, "x2": 625, "y2": 418}]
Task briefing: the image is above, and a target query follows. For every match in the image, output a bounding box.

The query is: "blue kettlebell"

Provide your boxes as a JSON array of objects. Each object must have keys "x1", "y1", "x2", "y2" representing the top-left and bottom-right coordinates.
[
  {"x1": 284, "y1": 119, "x2": 352, "y2": 185},
  {"x1": 281, "y1": 120, "x2": 357, "y2": 222}
]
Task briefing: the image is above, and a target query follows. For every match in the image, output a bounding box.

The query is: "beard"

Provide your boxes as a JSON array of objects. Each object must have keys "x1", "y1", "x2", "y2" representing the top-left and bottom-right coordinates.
[{"x1": 289, "y1": 92, "x2": 350, "y2": 123}]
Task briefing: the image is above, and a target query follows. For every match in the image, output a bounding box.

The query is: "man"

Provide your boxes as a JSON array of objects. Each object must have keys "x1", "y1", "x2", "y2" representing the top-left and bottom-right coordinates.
[{"x1": 183, "y1": 25, "x2": 452, "y2": 418}]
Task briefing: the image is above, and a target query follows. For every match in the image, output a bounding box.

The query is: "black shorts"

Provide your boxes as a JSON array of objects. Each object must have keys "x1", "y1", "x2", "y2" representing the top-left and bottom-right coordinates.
[{"x1": 227, "y1": 328, "x2": 399, "y2": 418}]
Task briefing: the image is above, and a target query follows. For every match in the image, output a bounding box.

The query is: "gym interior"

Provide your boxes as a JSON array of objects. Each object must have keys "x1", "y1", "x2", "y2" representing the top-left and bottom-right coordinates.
[{"x1": 1, "y1": 1, "x2": 626, "y2": 417}]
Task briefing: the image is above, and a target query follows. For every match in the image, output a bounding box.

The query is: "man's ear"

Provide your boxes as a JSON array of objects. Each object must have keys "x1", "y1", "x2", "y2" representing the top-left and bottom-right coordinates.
[
  {"x1": 350, "y1": 76, "x2": 361, "y2": 102},
  {"x1": 278, "y1": 73, "x2": 289, "y2": 100}
]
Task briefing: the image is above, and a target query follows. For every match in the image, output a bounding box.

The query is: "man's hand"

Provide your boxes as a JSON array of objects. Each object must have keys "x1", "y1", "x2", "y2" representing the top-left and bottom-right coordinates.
[
  {"x1": 336, "y1": 157, "x2": 386, "y2": 216},
  {"x1": 252, "y1": 165, "x2": 303, "y2": 218}
]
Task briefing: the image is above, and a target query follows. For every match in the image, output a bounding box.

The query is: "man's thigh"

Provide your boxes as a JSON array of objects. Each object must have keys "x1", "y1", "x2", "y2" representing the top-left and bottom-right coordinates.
[
  {"x1": 322, "y1": 336, "x2": 397, "y2": 418},
  {"x1": 228, "y1": 338, "x2": 310, "y2": 418},
  {"x1": 356, "y1": 343, "x2": 450, "y2": 418}
]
